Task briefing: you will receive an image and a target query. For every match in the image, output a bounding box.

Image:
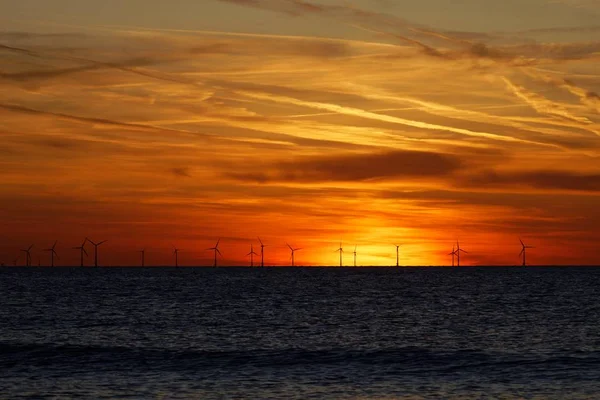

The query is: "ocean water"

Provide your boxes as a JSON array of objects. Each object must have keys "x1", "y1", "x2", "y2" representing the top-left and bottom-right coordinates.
[{"x1": 2, "y1": 267, "x2": 600, "y2": 399}]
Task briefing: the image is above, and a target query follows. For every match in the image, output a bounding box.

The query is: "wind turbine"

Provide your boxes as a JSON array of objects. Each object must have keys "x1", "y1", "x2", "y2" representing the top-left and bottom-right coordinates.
[
  {"x1": 43, "y1": 241, "x2": 59, "y2": 267},
  {"x1": 448, "y1": 245, "x2": 457, "y2": 267},
  {"x1": 519, "y1": 239, "x2": 534, "y2": 266},
  {"x1": 335, "y1": 242, "x2": 343, "y2": 267},
  {"x1": 456, "y1": 241, "x2": 467, "y2": 267},
  {"x1": 20, "y1": 244, "x2": 33, "y2": 267},
  {"x1": 394, "y1": 244, "x2": 401, "y2": 267},
  {"x1": 86, "y1": 238, "x2": 107, "y2": 267},
  {"x1": 138, "y1": 249, "x2": 145, "y2": 267},
  {"x1": 12, "y1": 255, "x2": 19, "y2": 267},
  {"x1": 353, "y1": 245, "x2": 357, "y2": 267},
  {"x1": 247, "y1": 244, "x2": 258, "y2": 267},
  {"x1": 208, "y1": 239, "x2": 222, "y2": 267},
  {"x1": 258, "y1": 237, "x2": 266, "y2": 267},
  {"x1": 172, "y1": 245, "x2": 180, "y2": 267},
  {"x1": 72, "y1": 239, "x2": 88, "y2": 267},
  {"x1": 287, "y1": 243, "x2": 302, "y2": 267}
]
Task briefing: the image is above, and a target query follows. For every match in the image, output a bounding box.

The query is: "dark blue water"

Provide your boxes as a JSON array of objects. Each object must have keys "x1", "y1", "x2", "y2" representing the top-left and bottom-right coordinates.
[{"x1": 2, "y1": 267, "x2": 600, "y2": 399}]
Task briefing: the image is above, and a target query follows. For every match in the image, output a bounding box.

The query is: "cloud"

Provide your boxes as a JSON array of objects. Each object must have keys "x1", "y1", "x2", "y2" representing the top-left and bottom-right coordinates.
[
  {"x1": 0, "y1": 103, "x2": 209, "y2": 138},
  {"x1": 464, "y1": 169, "x2": 600, "y2": 192},
  {"x1": 233, "y1": 89, "x2": 553, "y2": 146},
  {"x1": 170, "y1": 167, "x2": 192, "y2": 178},
  {"x1": 502, "y1": 77, "x2": 593, "y2": 124},
  {"x1": 217, "y1": 0, "x2": 600, "y2": 66},
  {"x1": 228, "y1": 149, "x2": 462, "y2": 183}
]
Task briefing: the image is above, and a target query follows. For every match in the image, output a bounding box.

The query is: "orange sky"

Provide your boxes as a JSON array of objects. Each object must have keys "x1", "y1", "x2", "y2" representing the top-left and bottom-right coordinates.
[{"x1": 1, "y1": 0, "x2": 599, "y2": 266}]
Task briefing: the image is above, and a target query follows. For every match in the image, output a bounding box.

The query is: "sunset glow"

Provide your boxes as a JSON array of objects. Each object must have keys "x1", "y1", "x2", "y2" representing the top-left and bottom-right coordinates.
[{"x1": 1, "y1": 0, "x2": 599, "y2": 266}]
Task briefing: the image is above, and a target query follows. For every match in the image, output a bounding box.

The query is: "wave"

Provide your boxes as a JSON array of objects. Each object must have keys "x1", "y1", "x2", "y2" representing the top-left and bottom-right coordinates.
[{"x1": 3, "y1": 342, "x2": 600, "y2": 375}]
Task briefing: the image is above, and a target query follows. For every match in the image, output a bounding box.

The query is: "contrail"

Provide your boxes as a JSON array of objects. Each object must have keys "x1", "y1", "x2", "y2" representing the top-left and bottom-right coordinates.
[{"x1": 234, "y1": 90, "x2": 556, "y2": 147}]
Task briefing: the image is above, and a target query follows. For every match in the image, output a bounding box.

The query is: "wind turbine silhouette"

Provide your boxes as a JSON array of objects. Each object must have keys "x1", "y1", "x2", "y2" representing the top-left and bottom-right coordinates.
[
  {"x1": 208, "y1": 239, "x2": 222, "y2": 267},
  {"x1": 247, "y1": 244, "x2": 258, "y2": 267},
  {"x1": 20, "y1": 244, "x2": 33, "y2": 267},
  {"x1": 335, "y1": 242, "x2": 343, "y2": 267},
  {"x1": 73, "y1": 239, "x2": 88, "y2": 267},
  {"x1": 172, "y1": 245, "x2": 180, "y2": 267},
  {"x1": 258, "y1": 237, "x2": 266, "y2": 267},
  {"x1": 86, "y1": 238, "x2": 106, "y2": 267},
  {"x1": 138, "y1": 249, "x2": 145, "y2": 267},
  {"x1": 394, "y1": 244, "x2": 401, "y2": 267},
  {"x1": 456, "y1": 241, "x2": 467, "y2": 267},
  {"x1": 353, "y1": 245, "x2": 357, "y2": 267},
  {"x1": 13, "y1": 255, "x2": 19, "y2": 266},
  {"x1": 448, "y1": 245, "x2": 457, "y2": 267},
  {"x1": 287, "y1": 243, "x2": 302, "y2": 267},
  {"x1": 519, "y1": 239, "x2": 534, "y2": 266},
  {"x1": 43, "y1": 241, "x2": 59, "y2": 267}
]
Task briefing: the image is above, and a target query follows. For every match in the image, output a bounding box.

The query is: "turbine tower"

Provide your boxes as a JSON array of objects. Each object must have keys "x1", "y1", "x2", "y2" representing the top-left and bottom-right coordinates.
[
  {"x1": 394, "y1": 244, "x2": 401, "y2": 267},
  {"x1": 353, "y1": 245, "x2": 357, "y2": 267},
  {"x1": 20, "y1": 244, "x2": 33, "y2": 267},
  {"x1": 448, "y1": 245, "x2": 457, "y2": 267},
  {"x1": 258, "y1": 237, "x2": 266, "y2": 267},
  {"x1": 336, "y1": 242, "x2": 343, "y2": 267},
  {"x1": 456, "y1": 241, "x2": 468, "y2": 267},
  {"x1": 138, "y1": 249, "x2": 145, "y2": 267},
  {"x1": 247, "y1": 244, "x2": 258, "y2": 267},
  {"x1": 86, "y1": 238, "x2": 107, "y2": 267},
  {"x1": 287, "y1": 243, "x2": 302, "y2": 267},
  {"x1": 207, "y1": 239, "x2": 222, "y2": 267},
  {"x1": 519, "y1": 239, "x2": 534, "y2": 266},
  {"x1": 172, "y1": 245, "x2": 180, "y2": 267},
  {"x1": 43, "y1": 241, "x2": 59, "y2": 267},
  {"x1": 73, "y1": 239, "x2": 88, "y2": 267}
]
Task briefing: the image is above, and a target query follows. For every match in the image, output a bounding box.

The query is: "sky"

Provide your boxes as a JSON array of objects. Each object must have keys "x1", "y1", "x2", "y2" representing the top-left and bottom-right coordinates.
[{"x1": 1, "y1": 0, "x2": 599, "y2": 266}]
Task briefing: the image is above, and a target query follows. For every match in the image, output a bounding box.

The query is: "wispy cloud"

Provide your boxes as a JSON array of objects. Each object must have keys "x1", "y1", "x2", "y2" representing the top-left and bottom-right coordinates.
[{"x1": 1, "y1": 11, "x2": 599, "y2": 265}]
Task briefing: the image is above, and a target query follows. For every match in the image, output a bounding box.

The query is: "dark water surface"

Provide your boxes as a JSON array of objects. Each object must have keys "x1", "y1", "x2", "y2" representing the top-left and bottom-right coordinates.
[{"x1": 2, "y1": 267, "x2": 600, "y2": 399}]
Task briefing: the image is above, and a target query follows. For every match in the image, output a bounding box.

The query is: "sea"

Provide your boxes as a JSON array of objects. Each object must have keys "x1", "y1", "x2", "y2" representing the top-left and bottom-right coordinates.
[{"x1": 2, "y1": 267, "x2": 600, "y2": 399}]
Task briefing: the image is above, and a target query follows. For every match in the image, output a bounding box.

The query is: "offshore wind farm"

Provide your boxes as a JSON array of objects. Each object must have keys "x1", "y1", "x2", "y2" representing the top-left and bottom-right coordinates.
[{"x1": 4, "y1": 236, "x2": 540, "y2": 268}]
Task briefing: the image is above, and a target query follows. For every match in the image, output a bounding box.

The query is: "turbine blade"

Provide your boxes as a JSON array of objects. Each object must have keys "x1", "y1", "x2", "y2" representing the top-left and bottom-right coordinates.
[
  {"x1": 217, "y1": 249, "x2": 223, "y2": 257},
  {"x1": 258, "y1": 237, "x2": 263, "y2": 246},
  {"x1": 519, "y1": 238, "x2": 524, "y2": 246},
  {"x1": 519, "y1": 249, "x2": 524, "y2": 256},
  {"x1": 28, "y1": 244, "x2": 34, "y2": 251},
  {"x1": 216, "y1": 238, "x2": 220, "y2": 248},
  {"x1": 98, "y1": 240, "x2": 107, "y2": 246},
  {"x1": 83, "y1": 248, "x2": 88, "y2": 256}
]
